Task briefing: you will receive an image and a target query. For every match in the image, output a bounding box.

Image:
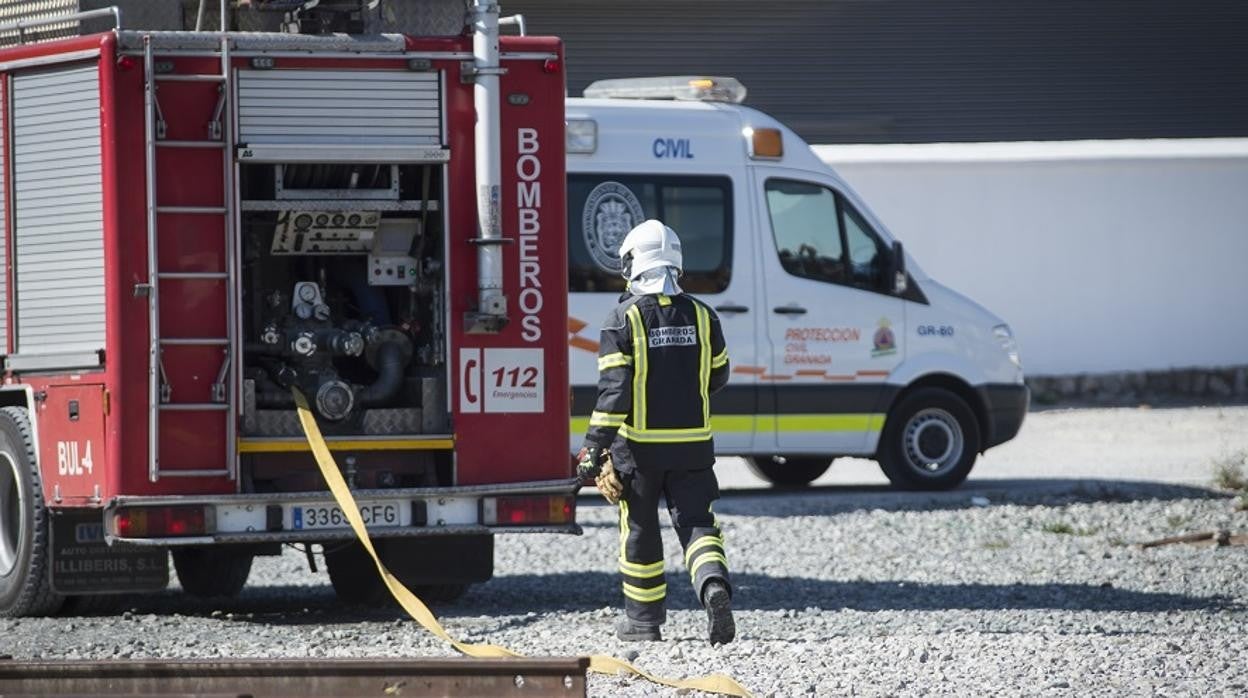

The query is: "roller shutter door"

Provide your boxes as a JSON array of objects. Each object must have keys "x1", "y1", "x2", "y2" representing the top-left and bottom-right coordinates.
[
  {"x1": 237, "y1": 69, "x2": 442, "y2": 146},
  {"x1": 11, "y1": 62, "x2": 104, "y2": 355}
]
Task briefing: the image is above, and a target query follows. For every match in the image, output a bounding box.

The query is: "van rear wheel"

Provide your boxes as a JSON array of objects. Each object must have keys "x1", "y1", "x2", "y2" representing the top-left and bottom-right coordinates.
[
  {"x1": 877, "y1": 388, "x2": 980, "y2": 490},
  {"x1": 746, "y1": 456, "x2": 832, "y2": 487}
]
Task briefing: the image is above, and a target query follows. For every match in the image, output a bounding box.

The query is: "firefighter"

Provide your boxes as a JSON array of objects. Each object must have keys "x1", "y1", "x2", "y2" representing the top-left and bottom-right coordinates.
[{"x1": 576, "y1": 219, "x2": 735, "y2": 645}]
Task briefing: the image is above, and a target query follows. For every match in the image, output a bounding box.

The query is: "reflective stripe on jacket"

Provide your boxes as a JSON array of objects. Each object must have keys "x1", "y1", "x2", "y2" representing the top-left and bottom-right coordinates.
[{"x1": 584, "y1": 292, "x2": 729, "y2": 470}]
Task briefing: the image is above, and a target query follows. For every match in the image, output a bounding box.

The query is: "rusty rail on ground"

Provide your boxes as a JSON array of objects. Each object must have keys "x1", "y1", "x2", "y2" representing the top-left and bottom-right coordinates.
[
  {"x1": 0, "y1": 657, "x2": 589, "y2": 696},
  {"x1": 1140, "y1": 530, "x2": 1248, "y2": 548}
]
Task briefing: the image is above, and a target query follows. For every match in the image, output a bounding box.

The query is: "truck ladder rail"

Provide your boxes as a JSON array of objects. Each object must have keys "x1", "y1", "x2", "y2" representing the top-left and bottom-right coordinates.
[
  {"x1": 144, "y1": 33, "x2": 238, "y2": 483},
  {"x1": 156, "y1": 140, "x2": 228, "y2": 149},
  {"x1": 158, "y1": 403, "x2": 230, "y2": 412},
  {"x1": 155, "y1": 206, "x2": 227, "y2": 214},
  {"x1": 151, "y1": 468, "x2": 231, "y2": 478},
  {"x1": 157, "y1": 272, "x2": 229, "y2": 280},
  {"x1": 159, "y1": 337, "x2": 229, "y2": 346},
  {"x1": 154, "y1": 74, "x2": 227, "y2": 83}
]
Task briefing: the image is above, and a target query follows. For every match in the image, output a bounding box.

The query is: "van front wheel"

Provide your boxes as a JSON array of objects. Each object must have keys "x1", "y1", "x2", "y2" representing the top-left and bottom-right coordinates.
[
  {"x1": 877, "y1": 388, "x2": 980, "y2": 490},
  {"x1": 746, "y1": 456, "x2": 832, "y2": 487}
]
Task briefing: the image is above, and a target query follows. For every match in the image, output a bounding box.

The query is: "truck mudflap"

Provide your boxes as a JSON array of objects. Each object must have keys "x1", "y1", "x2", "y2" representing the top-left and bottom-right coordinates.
[
  {"x1": 101, "y1": 479, "x2": 581, "y2": 547},
  {"x1": 50, "y1": 509, "x2": 169, "y2": 594}
]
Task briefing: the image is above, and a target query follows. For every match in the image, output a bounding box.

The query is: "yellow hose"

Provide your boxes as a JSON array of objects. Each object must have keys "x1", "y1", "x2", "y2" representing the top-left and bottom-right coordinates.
[{"x1": 294, "y1": 389, "x2": 752, "y2": 697}]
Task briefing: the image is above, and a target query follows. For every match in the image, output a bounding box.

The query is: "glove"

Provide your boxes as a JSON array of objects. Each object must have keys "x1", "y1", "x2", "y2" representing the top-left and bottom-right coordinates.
[
  {"x1": 576, "y1": 446, "x2": 604, "y2": 484},
  {"x1": 577, "y1": 446, "x2": 624, "y2": 504},
  {"x1": 594, "y1": 453, "x2": 624, "y2": 505}
]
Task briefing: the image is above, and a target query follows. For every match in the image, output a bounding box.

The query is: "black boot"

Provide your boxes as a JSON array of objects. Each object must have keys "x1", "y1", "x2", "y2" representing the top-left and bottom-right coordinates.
[
  {"x1": 702, "y1": 581, "x2": 735, "y2": 645},
  {"x1": 615, "y1": 617, "x2": 662, "y2": 641}
]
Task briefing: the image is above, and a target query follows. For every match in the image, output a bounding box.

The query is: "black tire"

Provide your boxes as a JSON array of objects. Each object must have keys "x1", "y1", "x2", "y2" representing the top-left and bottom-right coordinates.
[
  {"x1": 0, "y1": 406, "x2": 63, "y2": 617},
  {"x1": 877, "y1": 387, "x2": 981, "y2": 490},
  {"x1": 325, "y1": 542, "x2": 386, "y2": 605},
  {"x1": 746, "y1": 456, "x2": 833, "y2": 487},
  {"x1": 172, "y1": 548, "x2": 253, "y2": 598},
  {"x1": 325, "y1": 541, "x2": 480, "y2": 607}
]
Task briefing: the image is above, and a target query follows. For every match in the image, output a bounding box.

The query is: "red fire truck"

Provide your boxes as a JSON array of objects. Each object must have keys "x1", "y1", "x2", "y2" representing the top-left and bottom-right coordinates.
[{"x1": 0, "y1": 1, "x2": 574, "y2": 617}]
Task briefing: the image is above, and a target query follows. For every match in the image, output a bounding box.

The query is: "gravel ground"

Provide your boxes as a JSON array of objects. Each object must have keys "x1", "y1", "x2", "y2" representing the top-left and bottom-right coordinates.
[{"x1": 3, "y1": 408, "x2": 1247, "y2": 697}]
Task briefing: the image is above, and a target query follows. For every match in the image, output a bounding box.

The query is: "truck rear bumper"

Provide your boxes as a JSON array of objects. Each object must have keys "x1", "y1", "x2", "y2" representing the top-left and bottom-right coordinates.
[{"x1": 103, "y1": 478, "x2": 581, "y2": 547}]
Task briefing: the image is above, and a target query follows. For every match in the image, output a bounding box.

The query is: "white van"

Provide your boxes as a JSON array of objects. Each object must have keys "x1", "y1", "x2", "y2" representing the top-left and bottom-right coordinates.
[{"x1": 564, "y1": 77, "x2": 1028, "y2": 490}]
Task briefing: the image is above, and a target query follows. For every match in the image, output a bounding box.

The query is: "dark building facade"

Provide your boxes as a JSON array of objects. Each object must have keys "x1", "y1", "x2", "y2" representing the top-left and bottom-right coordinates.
[{"x1": 507, "y1": 0, "x2": 1248, "y2": 144}]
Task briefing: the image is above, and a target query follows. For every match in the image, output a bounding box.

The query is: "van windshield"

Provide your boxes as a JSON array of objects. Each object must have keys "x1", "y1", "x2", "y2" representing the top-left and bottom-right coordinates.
[{"x1": 567, "y1": 174, "x2": 732, "y2": 294}]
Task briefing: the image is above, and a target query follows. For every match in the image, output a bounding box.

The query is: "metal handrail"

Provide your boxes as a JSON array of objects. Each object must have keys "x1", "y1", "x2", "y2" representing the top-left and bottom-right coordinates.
[
  {"x1": 499, "y1": 14, "x2": 527, "y2": 36},
  {"x1": 0, "y1": 6, "x2": 122, "y2": 44}
]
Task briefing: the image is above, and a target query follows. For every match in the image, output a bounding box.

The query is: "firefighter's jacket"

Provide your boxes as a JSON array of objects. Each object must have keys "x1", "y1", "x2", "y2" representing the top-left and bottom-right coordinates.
[{"x1": 583, "y1": 292, "x2": 729, "y2": 472}]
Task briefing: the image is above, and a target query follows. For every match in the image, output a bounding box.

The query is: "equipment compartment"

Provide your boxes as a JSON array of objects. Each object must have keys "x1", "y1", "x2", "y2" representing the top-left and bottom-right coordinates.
[{"x1": 237, "y1": 161, "x2": 450, "y2": 492}]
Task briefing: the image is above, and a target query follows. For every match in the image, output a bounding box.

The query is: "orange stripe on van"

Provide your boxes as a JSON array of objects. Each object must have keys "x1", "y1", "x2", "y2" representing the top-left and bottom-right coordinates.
[
  {"x1": 568, "y1": 317, "x2": 589, "y2": 334},
  {"x1": 794, "y1": 369, "x2": 827, "y2": 377},
  {"x1": 857, "y1": 370, "x2": 890, "y2": 378},
  {"x1": 733, "y1": 366, "x2": 766, "y2": 375}
]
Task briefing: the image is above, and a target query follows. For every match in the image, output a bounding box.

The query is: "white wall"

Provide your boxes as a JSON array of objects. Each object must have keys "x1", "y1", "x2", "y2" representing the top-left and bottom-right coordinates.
[{"x1": 816, "y1": 139, "x2": 1248, "y2": 375}]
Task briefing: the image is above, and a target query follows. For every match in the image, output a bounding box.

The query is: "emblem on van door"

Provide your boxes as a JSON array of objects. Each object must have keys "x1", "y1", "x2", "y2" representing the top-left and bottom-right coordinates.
[
  {"x1": 582, "y1": 181, "x2": 645, "y2": 273},
  {"x1": 872, "y1": 318, "x2": 897, "y2": 357}
]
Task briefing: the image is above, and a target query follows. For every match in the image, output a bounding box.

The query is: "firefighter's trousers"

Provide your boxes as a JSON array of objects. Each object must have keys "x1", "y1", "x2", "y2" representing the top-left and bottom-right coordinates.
[{"x1": 618, "y1": 466, "x2": 730, "y2": 626}]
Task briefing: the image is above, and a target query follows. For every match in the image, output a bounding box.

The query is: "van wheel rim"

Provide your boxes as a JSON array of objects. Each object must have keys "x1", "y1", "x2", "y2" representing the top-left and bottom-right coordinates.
[
  {"x1": 902, "y1": 408, "x2": 963, "y2": 476},
  {"x1": 0, "y1": 453, "x2": 20, "y2": 576}
]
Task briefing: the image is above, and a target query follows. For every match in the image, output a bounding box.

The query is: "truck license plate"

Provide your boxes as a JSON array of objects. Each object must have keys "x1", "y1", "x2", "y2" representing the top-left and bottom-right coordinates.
[{"x1": 290, "y1": 502, "x2": 402, "y2": 530}]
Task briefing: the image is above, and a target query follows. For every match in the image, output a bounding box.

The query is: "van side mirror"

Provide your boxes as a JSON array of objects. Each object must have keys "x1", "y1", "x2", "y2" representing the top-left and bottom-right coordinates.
[{"x1": 890, "y1": 241, "x2": 908, "y2": 295}]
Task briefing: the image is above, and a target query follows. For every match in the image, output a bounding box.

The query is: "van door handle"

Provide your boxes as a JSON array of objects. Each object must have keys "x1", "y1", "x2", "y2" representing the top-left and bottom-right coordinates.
[
  {"x1": 714, "y1": 304, "x2": 749, "y2": 314},
  {"x1": 773, "y1": 305, "x2": 808, "y2": 315}
]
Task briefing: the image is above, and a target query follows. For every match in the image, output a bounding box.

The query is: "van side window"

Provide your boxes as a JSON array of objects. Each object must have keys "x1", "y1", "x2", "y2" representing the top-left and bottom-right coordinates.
[
  {"x1": 841, "y1": 200, "x2": 888, "y2": 291},
  {"x1": 568, "y1": 174, "x2": 732, "y2": 294},
  {"x1": 765, "y1": 179, "x2": 893, "y2": 295},
  {"x1": 764, "y1": 179, "x2": 846, "y2": 284}
]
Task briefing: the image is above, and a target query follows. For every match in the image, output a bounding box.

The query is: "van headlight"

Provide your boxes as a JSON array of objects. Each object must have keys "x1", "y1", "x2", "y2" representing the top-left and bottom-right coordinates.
[{"x1": 993, "y1": 324, "x2": 1021, "y2": 367}]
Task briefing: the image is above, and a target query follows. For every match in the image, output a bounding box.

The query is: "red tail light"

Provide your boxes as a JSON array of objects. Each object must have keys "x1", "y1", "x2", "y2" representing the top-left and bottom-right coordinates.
[
  {"x1": 482, "y1": 495, "x2": 574, "y2": 526},
  {"x1": 114, "y1": 506, "x2": 212, "y2": 538}
]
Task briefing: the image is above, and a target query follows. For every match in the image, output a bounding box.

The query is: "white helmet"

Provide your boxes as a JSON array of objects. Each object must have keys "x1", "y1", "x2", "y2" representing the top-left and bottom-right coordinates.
[{"x1": 618, "y1": 219, "x2": 683, "y2": 280}]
